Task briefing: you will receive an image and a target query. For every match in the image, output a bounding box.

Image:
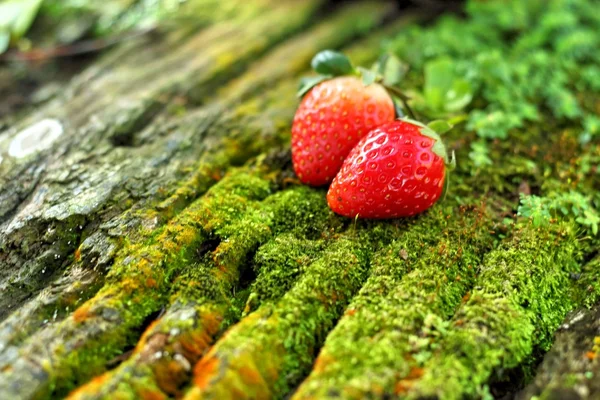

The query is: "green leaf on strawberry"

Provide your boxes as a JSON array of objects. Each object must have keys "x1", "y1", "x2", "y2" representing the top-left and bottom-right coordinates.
[
  {"x1": 311, "y1": 50, "x2": 355, "y2": 76},
  {"x1": 427, "y1": 120, "x2": 453, "y2": 135},
  {"x1": 297, "y1": 75, "x2": 329, "y2": 98}
]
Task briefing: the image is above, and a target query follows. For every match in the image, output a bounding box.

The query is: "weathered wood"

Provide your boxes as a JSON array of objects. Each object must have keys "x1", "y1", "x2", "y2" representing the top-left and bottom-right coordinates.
[
  {"x1": 0, "y1": 1, "x2": 399, "y2": 398},
  {"x1": 0, "y1": 0, "x2": 599, "y2": 399}
]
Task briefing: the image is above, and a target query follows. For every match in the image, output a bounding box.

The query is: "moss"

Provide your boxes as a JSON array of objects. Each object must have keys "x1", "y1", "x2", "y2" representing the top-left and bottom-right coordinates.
[
  {"x1": 184, "y1": 233, "x2": 372, "y2": 399},
  {"x1": 67, "y1": 303, "x2": 225, "y2": 400},
  {"x1": 292, "y1": 200, "x2": 496, "y2": 399},
  {"x1": 8, "y1": 169, "x2": 275, "y2": 397},
  {"x1": 405, "y1": 221, "x2": 581, "y2": 399},
  {"x1": 573, "y1": 255, "x2": 600, "y2": 308},
  {"x1": 3, "y1": 1, "x2": 600, "y2": 398},
  {"x1": 248, "y1": 234, "x2": 325, "y2": 310},
  {"x1": 61, "y1": 175, "x2": 353, "y2": 398}
]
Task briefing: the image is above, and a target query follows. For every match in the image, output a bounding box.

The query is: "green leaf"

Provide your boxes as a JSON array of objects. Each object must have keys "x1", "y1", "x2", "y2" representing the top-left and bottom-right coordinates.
[
  {"x1": 11, "y1": 0, "x2": 43, "y2": 38},
  {"x1": 579, "y1": 114, "x2": 600, "y2": 145},
  {"x1": 408, "y1": 119, "x2": 450, "y2": 164},
  {"x1": 517, "y1": 194, "x2": 552, "y2": 227},
  {"x1": 381, "y1": 54, "x2": 408, "y2": 87},
  {"x1": 423, "y1": 57, "x2": 473, "y2": 114},
  {"x1": 311, "y1": 50, "x2": 355, "y2": 76},
  {"x1": 392, "y1": 97, "x2": 405, "y2": 118},
  {"x1": 427, "y1": 120, "x2": 453, "y2": 134},
  {"x1": 467, "y1": 109, "x2": 520, "y2": 140},
  {"x1": 468, "y1": 140, "x2": 493, "y2": 168},
  {"x1": 0, "y1": 2, "x2": 23, "y2": 29},
  {"x1": 0, "y1": 31, "x2": 9, "y2": 54},
  {"x1": 357, "y1": 67, "x2": 377, "y2": 86},
  {"x1": 0, "y1": 0, "x2": 43, "y2": 54},
  {"x1": 424, "y1": 57, "x2": 454, "y2": 111},
  {"x1": 0, "y1": 0, "x2": 43, "y2": 36},
  {"x1": 297, "y1": 75, "x2": 328, "y2": 98},
  {"x1": 445, "y1": 79, "x2": 473, "y2": 112}
]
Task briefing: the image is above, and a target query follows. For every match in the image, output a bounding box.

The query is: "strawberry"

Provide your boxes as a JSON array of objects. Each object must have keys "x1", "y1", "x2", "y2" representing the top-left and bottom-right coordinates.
[
  {"x1": 291, "y1": 50, "x2": 408, "y2": 186},
  {"x1": 292, "y1": 77, "x2": 394, "y2": 186},
  {"x1": 326, "y1": 119, "x2": 452, "y2": 219}
]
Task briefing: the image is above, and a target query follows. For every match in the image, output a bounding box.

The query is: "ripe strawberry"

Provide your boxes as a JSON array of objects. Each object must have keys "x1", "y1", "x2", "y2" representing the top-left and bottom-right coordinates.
[
  {"x1": 290, "y1": 50, "x2": 410, "y2": 186},
  {"x1": 327, "y1": 119, "x2": 451, "y2": 219},
  {"x1": 292, "y1": 76, "x2": 395, "y2": 186}
]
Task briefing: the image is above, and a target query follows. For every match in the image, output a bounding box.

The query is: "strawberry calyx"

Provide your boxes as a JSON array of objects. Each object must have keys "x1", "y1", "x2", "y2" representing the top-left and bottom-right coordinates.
[
  {"x1": 399, "y1": 117, "x2": 454, "y2": 167},
  {"x1": 297, "y1": 50, "x2": 412, "y2": 109},
  {"x1": 399, "y1": 117, "x2": 456, "y2": 201}
]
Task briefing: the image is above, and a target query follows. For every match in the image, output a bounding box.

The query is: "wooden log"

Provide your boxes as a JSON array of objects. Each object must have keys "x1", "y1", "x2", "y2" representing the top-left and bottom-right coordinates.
[{"x1": 0, "y1": 0, "x2": 599, "y2": 399}]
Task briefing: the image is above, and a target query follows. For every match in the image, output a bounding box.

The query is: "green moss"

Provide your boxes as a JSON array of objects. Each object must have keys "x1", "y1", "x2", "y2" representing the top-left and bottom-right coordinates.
[
  {"x1": 4, "y1": 0, "x2": 600, "y2": 398},
  {"x1": 186, "y1": 232, "x2": 372, "y2": 399},
  {"x1": 571, "y1": 254, "x2": 600, "y2": 309},
  {"x1": 63, "y1": 178, "x2": 352, "y2": 398},
  {"x1": 293, "y1": 200, "x2": 496, "y2": 399},
  {"x1": 15, "y1": 169, "x2": 274, "y2": 397},
  {"x1": 406, "y1": 221, "x2": 581, "y2": 399},
  {"x1": 248, "y1": 234, "x2": 325, "y2": 309}
]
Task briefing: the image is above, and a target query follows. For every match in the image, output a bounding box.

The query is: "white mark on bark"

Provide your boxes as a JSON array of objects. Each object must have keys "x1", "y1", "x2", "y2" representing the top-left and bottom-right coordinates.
[
  {"x1": 174, "y1": 353, "x2": 191, "y2": 371},
  {"x1": 8, "y1": 119, "x2": 64, "y2": 158}
]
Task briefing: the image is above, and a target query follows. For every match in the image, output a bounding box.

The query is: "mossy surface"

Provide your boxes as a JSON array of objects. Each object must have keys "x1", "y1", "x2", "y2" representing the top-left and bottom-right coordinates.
[
  {"x1": 0, "y1": 0, "x2": 599, "y2": 399},
  {"x1": 406, "y1": 221, "x2": 581, "y2": 399}
]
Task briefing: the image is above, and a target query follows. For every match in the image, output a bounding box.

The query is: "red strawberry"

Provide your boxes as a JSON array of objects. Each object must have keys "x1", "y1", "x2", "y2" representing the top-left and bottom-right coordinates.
[
  {"x1": 292, "y1": 76, "x2": 395, "y2": 186},
  {"x1": 327, "y1": 119, "x2": 451, "y2": 219},
  {"x1": 290, "y1": 50, "x2": 409, "y2": 186}
]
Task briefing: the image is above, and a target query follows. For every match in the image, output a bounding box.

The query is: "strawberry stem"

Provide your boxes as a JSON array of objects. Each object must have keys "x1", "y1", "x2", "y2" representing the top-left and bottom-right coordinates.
[{"x1": 384, "y1": 85, "x2": 416, "y2": 119}]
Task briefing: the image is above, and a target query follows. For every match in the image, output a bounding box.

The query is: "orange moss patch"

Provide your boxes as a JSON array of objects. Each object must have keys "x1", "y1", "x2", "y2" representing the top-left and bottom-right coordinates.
[
  {"x1": 406, "y1": 367, "x2": 424, "y2": 380},
  {"x1": 74, "y1": 247, "x2": 82, "y2": 262},
  {"x1": 202, "y1": 312, "x2": 224, "y2": 336},
  {"x1": 66, "y1": 373, "x2": 109, "y2": 399},
  {"x1": 312, "y1": 353, "x2": 334, "y2": 373},
  {"x1": 178, "y1": 330, "x2": 212, "y2": 360},
  {"x1": 238, "y1": 365, "x2": 263, "y2": 385},
  {"x1": 394, "y1": 380, "x2": 412, "y2": 395},
  {"x1": 393, "y1": 367, "x2": 425, "y2": 395},
  {"x1": 138, "y1": 388, "x2": 168, "y2": 400},
  {"x1": 116, "y1": 280, "x2": 140, "y2": 297},
  {"x1": 153, "y1": 359, "x2": 187, "y2": 396},
  {"x1": 146, "y1": 277, "x2": 158, "y2": 288},
  {"x1": 72, "y1": 303, "x2": 93, "y2": 323},
  {"x1": 211, "y1": 170, "x2": 224, "y2": 181},
  {"x1": 193, "y1": 355, "x2": 220, "y2": 389}
]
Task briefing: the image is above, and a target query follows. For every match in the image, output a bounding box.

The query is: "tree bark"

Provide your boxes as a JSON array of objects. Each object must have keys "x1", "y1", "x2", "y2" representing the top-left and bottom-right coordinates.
[{"x1": 0, "y1": 1, "x2": 599, "y2": 399}]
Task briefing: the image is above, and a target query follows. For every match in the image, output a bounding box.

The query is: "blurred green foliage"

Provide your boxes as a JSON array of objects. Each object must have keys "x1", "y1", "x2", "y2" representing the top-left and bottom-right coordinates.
[
  {"x1": 0, "y1": 0, "x2": 43, "y2": 53},
  {"x1": 388, "y1": 0, "x2": 599, "y2": 140},
  {"x1": 0, "y1": 0, "x2": 183, "y2": 54}
]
